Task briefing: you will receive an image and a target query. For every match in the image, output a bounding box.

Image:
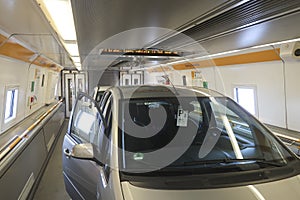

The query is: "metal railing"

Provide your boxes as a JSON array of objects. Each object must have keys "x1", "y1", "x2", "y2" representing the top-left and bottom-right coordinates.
[
  {"x1": 273, "y1": 132, "x2": 300, "y2": 155},
  {"x1": 0, "y1": 99, "x2": 64, "y2": 161}
]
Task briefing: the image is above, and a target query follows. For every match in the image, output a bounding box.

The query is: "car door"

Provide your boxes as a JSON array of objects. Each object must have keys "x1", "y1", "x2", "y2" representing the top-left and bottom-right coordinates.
[
  {"x1": 96, "y1": 92, "x2": 116, "y2": 200},
  {"x1": 62, "y1": 92, "x2": 107, "y2": 199}
]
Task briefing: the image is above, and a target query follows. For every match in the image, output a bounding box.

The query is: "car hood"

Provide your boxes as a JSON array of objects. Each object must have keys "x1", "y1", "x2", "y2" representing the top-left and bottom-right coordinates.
[{"x1": 121, "y1": 175, "x2": 300, "y2": 200}]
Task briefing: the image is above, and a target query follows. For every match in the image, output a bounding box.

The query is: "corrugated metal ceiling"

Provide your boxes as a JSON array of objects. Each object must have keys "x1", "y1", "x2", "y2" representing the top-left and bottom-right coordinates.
[
  {"x1": 71, "y1": 0, "x2": 228, "y2": 63},
  {"x1": 70, "y1": 0, "x2": 300, "y2": 70},
  {"x1": 154, "y1": 0, "x2": 300, "y2": 50}
]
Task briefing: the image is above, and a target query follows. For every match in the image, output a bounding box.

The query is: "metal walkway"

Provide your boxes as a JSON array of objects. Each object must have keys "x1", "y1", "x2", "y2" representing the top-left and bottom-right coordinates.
[{"x1": 32, "y1": 121, "x2": 70, "y2": 200}]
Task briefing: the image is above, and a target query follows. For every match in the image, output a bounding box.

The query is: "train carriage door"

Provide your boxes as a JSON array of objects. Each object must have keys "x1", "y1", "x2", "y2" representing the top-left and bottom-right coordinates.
[
  {"x1": 64, "y1": 73, "x2": 76, "y2": 117},
  {"x1": 75, "y1": 73, "x2": 86, "y2": 94},
  {"x1": 64, "y1": 72, "x2": 87, "y2": 117}
]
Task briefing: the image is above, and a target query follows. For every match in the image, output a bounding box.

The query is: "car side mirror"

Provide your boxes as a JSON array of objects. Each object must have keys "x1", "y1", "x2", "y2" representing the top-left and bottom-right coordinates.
[{"x1": 69, "y1": 143, "x2": 104, "y2": 166}]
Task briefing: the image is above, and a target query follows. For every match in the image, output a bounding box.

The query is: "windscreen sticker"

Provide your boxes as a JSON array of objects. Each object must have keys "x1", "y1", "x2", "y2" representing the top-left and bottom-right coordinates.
[
  {"x1": 177, "y1": 108, "x2": 188, "y2": 127},
  {"x1": 133, "y1": 153, "x2": 144, "y2": 160}
]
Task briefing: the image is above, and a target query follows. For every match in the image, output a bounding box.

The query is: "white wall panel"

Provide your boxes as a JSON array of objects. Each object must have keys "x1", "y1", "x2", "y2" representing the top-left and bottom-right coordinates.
[
  {"x1": 24, "y1": 65, "x2": 49, "y2": 116},
  {"x1": 144, "y1": 68, "x2": 216, "y2": 88},
  {"x1": 0, "y1": 56, "x2": 28, "y2": 132},
  {"x1": 144, "y1": 71, "x2": 161, "y2": 85},
  {"x1": 0, "y1": 56, "x2": 59, "y2": 133},
  {"x1": 195, "y1": 67, "x2": 217, "y2": 89},
  {"x1": 285, "y1": 61, "x2": 300, "y2": 131},
  {"x1": 144, "y1": 71, "x2": 164, "y2": 85},
  {"x1": 144, "y1": 60, "x2": 289, "y2": 130},
  {"x1": 214, "y1": 61, "x2": 286, "y2": 128}
]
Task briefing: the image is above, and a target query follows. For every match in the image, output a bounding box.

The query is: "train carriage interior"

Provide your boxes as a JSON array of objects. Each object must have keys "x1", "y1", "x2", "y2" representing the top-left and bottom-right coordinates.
[{"x1": 0, "y1": 0, "x2": 300, "y2": 199}]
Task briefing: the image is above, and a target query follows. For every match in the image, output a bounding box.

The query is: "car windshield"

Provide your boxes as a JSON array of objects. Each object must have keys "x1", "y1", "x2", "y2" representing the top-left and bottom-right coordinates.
[{"x1": 118, "y1": 96, "x2": 296, "y2": 174}]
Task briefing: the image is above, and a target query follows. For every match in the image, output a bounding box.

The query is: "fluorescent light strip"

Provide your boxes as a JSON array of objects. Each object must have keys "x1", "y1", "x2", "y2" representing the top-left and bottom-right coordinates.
[
  {"x1": 199, "y1": 38, "x2": 300, "y2": 59},
  {"x1": 166, "y1": 38, "x2": 300, "y2": 65},
  {"x1": 134, "y1": 37, "x2": 300, "y2": 71},
  {"x1": 72, "y1": 56, "x2": 81, "y2": 63},
  {"x1": 39, "y1": 0, "x2": 79, "y2": 69},
  {"x1": 43, "y1": 0, "x2": 77, "y2": 41},
  {"x1": 75, "y1": 63, "x2": 81, "y2": 68},
  {"x1": 65, "y1": 43, "x2": 79, "y2": 57},
  {"x1": 250, "y1": 38, "x2": 300, "y2": 49}
]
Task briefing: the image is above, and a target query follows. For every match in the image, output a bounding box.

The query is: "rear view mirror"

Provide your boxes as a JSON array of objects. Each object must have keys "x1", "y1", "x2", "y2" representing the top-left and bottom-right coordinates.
[{"x1": 67, "y1": 143, "x2": 104, "y2": 166}]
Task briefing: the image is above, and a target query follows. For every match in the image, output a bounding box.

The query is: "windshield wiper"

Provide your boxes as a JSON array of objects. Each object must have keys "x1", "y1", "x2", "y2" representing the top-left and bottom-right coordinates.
[
  {"x1": 178, "y1": 158, "x2": 285, "y2": 167},
  {"x1": 127, "y1": 159, "x2": 286, "y2": 176},
  {"x1": 223, "y1": 158, "x2": 285, "y2": 167}
]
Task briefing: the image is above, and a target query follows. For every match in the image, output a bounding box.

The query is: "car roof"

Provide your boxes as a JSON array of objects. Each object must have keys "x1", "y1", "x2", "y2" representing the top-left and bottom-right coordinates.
[
  {"x1": 95, "y1": 85, "x2": 112, "y2": 91},
  {"x1": 109, "y1": 85, "x2": 224, "y2": 100}
]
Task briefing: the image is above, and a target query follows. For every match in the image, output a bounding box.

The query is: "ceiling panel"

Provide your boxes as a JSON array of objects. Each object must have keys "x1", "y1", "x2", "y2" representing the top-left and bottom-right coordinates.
[
  {"x1": 199, "y1": 11, "x2": 300, "y2": 55},
  {"x1": 71, "y1": 0, "x2": 228, "y2": 63},
  {"x1": 154, "y1": 0, "x2": 300, "y2": 52},
  {"x1": 71, "y1": 0, "x2": 300, "y2": 72}
]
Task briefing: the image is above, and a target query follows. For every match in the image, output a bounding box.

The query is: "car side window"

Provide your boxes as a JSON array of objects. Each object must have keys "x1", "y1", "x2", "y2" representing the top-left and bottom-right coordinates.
[
  {"x1": 70, "y1": 94, "x2": 104, "y2": 148},
  {"x1": 99, "y1": 91, "x2": 110, "y2": 109},
  {"x1": 98, "y1": 92, "x2": 111, "y2": 144},
  {"x1": 95, "y1": 91, "x2": 104, "y2": 102},
  {"x1": 98, "y1": 94, "x2": 113, "y2": 181}
]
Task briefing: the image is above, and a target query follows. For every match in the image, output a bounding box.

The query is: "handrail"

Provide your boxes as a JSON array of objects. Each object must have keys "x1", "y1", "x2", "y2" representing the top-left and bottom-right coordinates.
[
  {"x1": 228, "y1": 119, "x2": 300, "y2": 150},
  {"x1": 0, "y1": 99, "x2": 64, "y2": 161},
  {"x1": 273, "y1": 132, "x2": 300, "y2": 143},
  {"x1": 221, "y1": 118, "x2": 300, "y2": 152},
  {"x1": 273, "y1": 132, "x2": 300, "y2": 152}
]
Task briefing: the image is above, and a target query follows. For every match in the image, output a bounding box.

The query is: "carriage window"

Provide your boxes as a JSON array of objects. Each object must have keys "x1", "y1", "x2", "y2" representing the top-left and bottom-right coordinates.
[
  {"x1": 4, "y1": 87, "x2": 19, "y2": 124},
  {"x1": 234, "y1": 86, "x2": 257, "y2": 116}
]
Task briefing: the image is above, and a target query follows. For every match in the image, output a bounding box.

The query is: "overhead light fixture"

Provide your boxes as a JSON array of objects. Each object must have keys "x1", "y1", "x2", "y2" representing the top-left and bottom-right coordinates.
[
  {"x1": 64, "y1": 43, "x2": 79, "y2": 56},
  {"x1": 75, "y1": 62, "x2": 81, "y2": 67},
  {"x1": 75, "y1": 62, "x2": 82, "y2": 70},
  {"x1": 40, "y1": 0, "x2": 77, "y2": 41},
  {"x1": 166, "y1": 59, "x2": 188, "y2": 65},
  {"x1": 172, "y1": 37, "x2": 300, "y2": 62},
  {"x1": 250, "y1": 38, "x2": 300, "y2": 49},
  {"x1": 72, "y1": 56, "x2": 81, "y2": 63},
  {"x1": 131, "y1": 37, "x2": 300, "y2": 71},
  {"x1": 37, "y1": 0, "x2": 80, "y2": 68}
]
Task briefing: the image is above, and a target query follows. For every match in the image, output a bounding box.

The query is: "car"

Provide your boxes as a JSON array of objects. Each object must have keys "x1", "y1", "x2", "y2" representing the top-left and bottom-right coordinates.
[
  {"x1": 92, "y1": 85, "x2": 111, "y2": 102},
  {"x1": 62, "y1": 85, "x2": 300, "y2": 200}
]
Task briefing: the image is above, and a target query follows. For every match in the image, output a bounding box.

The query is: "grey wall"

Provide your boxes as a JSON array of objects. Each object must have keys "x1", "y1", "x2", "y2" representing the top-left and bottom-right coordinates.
[
  {"x1": 87, "y1": 70, "x2": 119, "y2": 94},
  {"x1": 0, "y1": 104, "x2": 65, "y2": 200}
]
